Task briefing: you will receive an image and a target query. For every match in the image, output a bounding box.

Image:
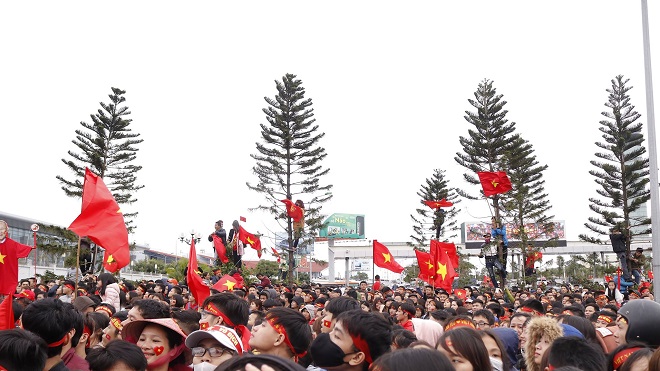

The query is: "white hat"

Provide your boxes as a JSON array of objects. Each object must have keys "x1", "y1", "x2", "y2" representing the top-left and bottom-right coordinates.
[{"x1": 185, "y1": 325, "x2": 244, "y2": 354}]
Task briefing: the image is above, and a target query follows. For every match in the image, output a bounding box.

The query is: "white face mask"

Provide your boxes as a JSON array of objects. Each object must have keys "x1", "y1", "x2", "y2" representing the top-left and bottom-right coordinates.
[
  {"x1": 193, "y1": 362, "x2": 218, "y2": 371},
  {"x1": 490, "y1": 356, "x2": 504, "y2": 371}
]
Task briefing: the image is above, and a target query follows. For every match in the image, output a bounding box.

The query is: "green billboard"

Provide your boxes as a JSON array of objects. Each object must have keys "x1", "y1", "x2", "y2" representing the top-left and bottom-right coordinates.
[{"x1": 319, "y1": 213, "x2": 365, "y2": 239}]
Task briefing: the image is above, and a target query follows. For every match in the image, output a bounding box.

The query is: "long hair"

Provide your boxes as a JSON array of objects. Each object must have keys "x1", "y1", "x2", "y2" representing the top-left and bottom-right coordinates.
[
  {"x1": 97, "y1": 273, "x2": 116, "y2": 296},
  {"x1": 437, "y1": 327, "x2": 491, "y2": 371}
]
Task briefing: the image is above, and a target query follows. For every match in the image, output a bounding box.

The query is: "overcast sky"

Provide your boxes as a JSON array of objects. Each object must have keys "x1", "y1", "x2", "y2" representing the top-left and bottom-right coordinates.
[{"x1": 1, "y1": 1, "x2": 659, "y2": 267}]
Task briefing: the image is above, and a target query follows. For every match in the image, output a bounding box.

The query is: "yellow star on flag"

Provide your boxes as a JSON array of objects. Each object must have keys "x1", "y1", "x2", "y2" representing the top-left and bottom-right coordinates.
[
  {"x1": 224, "y1": 280, "x2": 236, "y2": 291},
  {"x1": 491, "y1": 179, "x2": 499, "y2": 188},
  {"x1": 0, "y1": 253, "x2": 5, "y2": 264},
  {"x1": 107, "y1": 255, "x2": 114, "y2": 263},
  {"x1": 116, "y1": 208, "x2": 122, "y2": 214},
  {"x1": 247, "y1": 237, "x2": 255, "y2": 244},
  {"x1": 437, "y1": 262, "x2": 448, "y2": 280},
  {"x1": 382, "y1": 253, "x2": 391, "y2": 263},
  {"x1": 425, "y1": 260, "x2": 434, "y2": 270}
]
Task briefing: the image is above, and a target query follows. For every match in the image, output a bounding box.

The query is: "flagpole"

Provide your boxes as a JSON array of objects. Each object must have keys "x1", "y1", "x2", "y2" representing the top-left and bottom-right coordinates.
[{"x1": 75, "y1": 237, "x2": 81, "y2": 296}]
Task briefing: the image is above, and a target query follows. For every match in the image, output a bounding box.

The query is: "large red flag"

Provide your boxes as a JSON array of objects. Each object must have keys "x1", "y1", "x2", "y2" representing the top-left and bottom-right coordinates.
[
  {"x1": 477, "y1": 171, "x2": 512, "y2": 197},
  {"x1": 0, "y1": 235, "x2": 34, "y2": 295},
  {"x1": 68, "y1": 168, "x2": 130, "y2": 273},
  {"x1": 423, "y1": 199, "x2": 453, "y2": 209},
  {"x1": 431, "y1": 240, "x2": 459, "y2": 269},
  {"x1": 431, "y1": 241, "x2": 457, "y2": 291},
  {"x1": 280, "y1": 199, "x2": 304, "y2": 222},
  {"x1": 238, "y1": 226, "x2": 262, "y2": 258},
  {"x1": 0, "y1": 295, "x2": 14, "y2": 330},
  {"x1": 211, "y1": 275, "x2": 238, "y2": 292},
  {"x1": 212, "y1": 235, "x2": 229, "y2": 264},
  {"x1": 187, "y1": 239, "x2": 210, "y2": 306},
  {"x1": 415, "y1": 249, "x2": 435, "y2": 284},
  {"x1": 373, "y1": 240, "x2": 404, "y2": 273}
]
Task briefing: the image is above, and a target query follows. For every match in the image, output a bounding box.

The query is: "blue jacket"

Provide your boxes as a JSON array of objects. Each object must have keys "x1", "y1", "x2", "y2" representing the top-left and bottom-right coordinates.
[{"x1": 492, "y1": 225, "x2": 508, "y2": 247}]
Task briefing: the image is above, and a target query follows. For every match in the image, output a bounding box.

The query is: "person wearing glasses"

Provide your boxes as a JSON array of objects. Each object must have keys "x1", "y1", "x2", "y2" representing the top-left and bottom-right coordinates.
[{"x1": 185, "y1": 325, "x2": 243, "y2": 371}]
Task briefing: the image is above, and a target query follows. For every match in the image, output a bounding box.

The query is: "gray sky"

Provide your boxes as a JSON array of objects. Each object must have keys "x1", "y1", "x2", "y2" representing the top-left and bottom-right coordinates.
[{"x1": 1, "y1": 1, "x2": 659, "y2": 265}]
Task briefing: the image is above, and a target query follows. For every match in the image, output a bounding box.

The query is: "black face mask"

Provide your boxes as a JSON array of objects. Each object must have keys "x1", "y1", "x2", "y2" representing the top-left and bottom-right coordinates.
[{"x1": 310, "y1": 332, "x2": 355, "y2": 368}]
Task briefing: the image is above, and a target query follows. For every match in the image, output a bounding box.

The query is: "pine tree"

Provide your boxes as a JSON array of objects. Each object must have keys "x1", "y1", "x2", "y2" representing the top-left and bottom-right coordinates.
[
  {"x1": 409, "y1": 169, "x2": 461, "y2": 249},
  {"x1": 247, "y1": 74, "x2": 333, "y2": 282},
  {"x1": 580, "y1": 75, "x2": 651, "y2": 248},
  {"x1": 56, "y1": 87, "x2": 143, "y2": 232},
  {"x1": 454, "y1": 79, "x2": 518, "y2": 221}
]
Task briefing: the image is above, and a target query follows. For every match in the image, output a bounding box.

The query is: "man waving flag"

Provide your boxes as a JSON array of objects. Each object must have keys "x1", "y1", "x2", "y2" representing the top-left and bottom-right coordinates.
[{"x1": 373, "y1": 240, "x2": 404, "y2": 273}]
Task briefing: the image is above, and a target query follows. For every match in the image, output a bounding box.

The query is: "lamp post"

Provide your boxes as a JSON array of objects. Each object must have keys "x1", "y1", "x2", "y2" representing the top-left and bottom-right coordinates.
[{"x1": 179, "y1": 231, "x2": 201, "y2": 262}]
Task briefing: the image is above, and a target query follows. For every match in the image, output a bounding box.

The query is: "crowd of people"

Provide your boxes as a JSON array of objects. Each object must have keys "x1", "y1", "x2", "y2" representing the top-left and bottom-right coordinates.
[{"x1": 2, "y1": 270, "x2": 660, "y2": 371}]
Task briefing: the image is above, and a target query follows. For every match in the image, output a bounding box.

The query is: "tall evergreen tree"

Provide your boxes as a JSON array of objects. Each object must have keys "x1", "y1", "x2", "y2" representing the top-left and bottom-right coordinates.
[
  {"x1": 56, "y1": 87, "x2": 143, "y2": 232},
  {"x1": 409, "y1": 169, "x2": 461, "y2": 249},
  {"x1": 454, "y1": 79, "x2": 518, "y2": 222},
  {"x1": 247, "y1": 74, "x2": 333, "y2": 282},
  {"x1": 580, "y1": 75, "x2": 651, "y2": 250}
]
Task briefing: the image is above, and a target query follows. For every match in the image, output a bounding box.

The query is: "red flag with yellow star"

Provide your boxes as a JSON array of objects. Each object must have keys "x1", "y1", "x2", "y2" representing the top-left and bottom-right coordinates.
[
  {"x1": 431, "y1": 240, "x2": 459, "y2": 269},
  {"x1": 431, "y1": 240, "x2": 457, "y2": 291},
  {"x1": 477, "y1": 171, "x2": 512, "y2": 197},
  {"x1": 187, "y1": 238, "x2": 210, "y2": 305},
  {"x1": 423, "y1": 199, "x2": 454, "y2": 209},
  {"x1": 68, "y1": 168, "x2": 130, "y2": 273},
  {"x1": 280, "y1": 199, "x2": 304, "y2": 222},
  {"x1": 238, "y1": 226, "x2": 262, "y2": 258},
  {"x1": 415, "y1": 249, "x2": 435, "y2": 284},
  {"x1": 211, "y1": 274, "x2": 238, "y2": 292},
  {"x1": 0, "y1": 294, "x2": 14, "y2": 330},
  {"x1": 373, "y1": 240, "x2": 404, "y2": 273}
]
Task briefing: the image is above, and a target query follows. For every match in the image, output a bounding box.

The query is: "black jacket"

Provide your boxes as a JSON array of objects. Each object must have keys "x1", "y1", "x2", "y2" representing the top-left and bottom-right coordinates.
[{"x1": 610, "y1": 232, "x2": 628, "y2": 253}]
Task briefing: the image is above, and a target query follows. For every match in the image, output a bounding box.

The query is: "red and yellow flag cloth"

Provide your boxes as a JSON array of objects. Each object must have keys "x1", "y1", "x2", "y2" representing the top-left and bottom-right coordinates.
[
  {"x1": 187, "y1": 238, "x2": 210, "y2": 305},
  {"x1": 238, "y1": 226, "x2": 262, "y2": 258},
  {"x1": 280, "y1": 199, "x2": 304, "y2": 222},
  {"x1": 212, "y1": 235, "x2": 229, "y2": 264},
  {"x1": 431, "y1": 240, "x2": 458, "y2": 291},
  {"x1": 0, "y1": 295, "x2": 14, "y2": 330},
  {"x1": 212, "y1": 275, "x2": 238, "y2": 292},
  {"x1": 373, "y1": 240, "x2": 404, "y2": 273},
  {"x1": 423, "y1": 199, "x2": 453, "y2": 209},
  {"x1": 415, "y1": 249, "x2": 435, "y2": 284},
  {"x1": 477, "y1": 171, "x2": 512, "y2": 197},
  {"x1": 68, "y1": 168, "x2": 129, "y2": 273}
]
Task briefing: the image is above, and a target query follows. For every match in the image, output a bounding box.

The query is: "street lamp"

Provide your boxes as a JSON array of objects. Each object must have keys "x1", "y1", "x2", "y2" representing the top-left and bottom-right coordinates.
[{"x1": 179, "y1": 231, "x2": 201, "y2": 263}]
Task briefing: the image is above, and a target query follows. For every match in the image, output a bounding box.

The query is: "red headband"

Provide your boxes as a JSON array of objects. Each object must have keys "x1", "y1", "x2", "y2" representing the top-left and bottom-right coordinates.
[
  {"x1": 520, "y1": 307, "x2": 541, "y2": 316},
  {"x1": 613, "y1": 347, "x2": 643, "y2": 370},
  {"x1": 110, "y1": 317, "x2": 123, "y2": 331},
  {"x1": 349, "y1": 334, "x2": 372, "y2": 364},
  {"x1": 64, "y1": 284, "x2": 75, "y2": 291},
  {"x1": 267, "y1": 317, "x2": 306, "y2": 358},
  {"x1": 95, "y1": 306, "x2": 113, "y2": 316},
  {"x1": 597, "y1": 315, "x2": 613, "y2": 324},
  {"x1": 205, "y1": 303, "x2": 251, "y2": 351},
  {"x1": 444, "y1": 319, "x2": 476, "y2": 332},
  {"x1": 47, "y1": 334, "x2": 68, "y2": 348}
]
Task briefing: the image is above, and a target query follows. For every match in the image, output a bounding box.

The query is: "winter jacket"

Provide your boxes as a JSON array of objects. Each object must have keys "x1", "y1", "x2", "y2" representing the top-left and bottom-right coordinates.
[{"x1": 101, "y1": 282, "x2": 121, "y2": 312}]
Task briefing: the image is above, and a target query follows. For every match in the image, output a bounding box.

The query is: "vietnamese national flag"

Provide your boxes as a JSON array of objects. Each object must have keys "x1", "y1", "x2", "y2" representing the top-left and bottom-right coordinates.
[
  {"x1": 431, "y1": 240, "x2": 457, "y2": 291},
  {"x1": 477, "y1": 171, "x2": 512, "y2": 197},
  {"x1": 0, "y1": 295, "x2": 14, "y2": 330},
  {"x1": 238, "y1": 226, "x2": 262, "y2": 258},
  {"x1": 212, "y1": 235, "x2": 229, "y2": 264},
  {"x1": 280, "y1": 199, "x2": 304, "y2": 222},
  {"x1": 187, "y1": 239, "x2": 210, "y2": 305},
  {"x1": 68, "y1": 168, "x2": 130, "y2": 273},
  {"x1": 454, "y1": 288, "x2": 467, "y2": 300},
  {"x1": 431, "y1": 240, "x2": 459, "y2": 269},
  {"x1": 415, "y1": 249, "x2": 435, "y2": 284},
  {"x1": 373, "y1": 240, "x2": 404, "y2": 273},
  {"x1": 0, "y1": 237, "x2": 34, "y2": 295},
  {"x1": 423, "y1": 199, "x2": 453, "y2": 209},
  {"x1": 211, "y1": 274, "x2": 238, "y2": 292},
  {"x1": 271, "y1": 247, "x2": 281, "y2": 263}
]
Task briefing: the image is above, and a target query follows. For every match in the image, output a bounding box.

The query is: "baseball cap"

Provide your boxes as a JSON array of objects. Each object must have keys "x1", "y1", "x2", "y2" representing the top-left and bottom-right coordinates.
[
  {"x1": 185, "y1": 325, "x2": 244, "y2": 354},
  {"x1": 14, "y1": 290, "x2": 35, "y2": 301}
]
